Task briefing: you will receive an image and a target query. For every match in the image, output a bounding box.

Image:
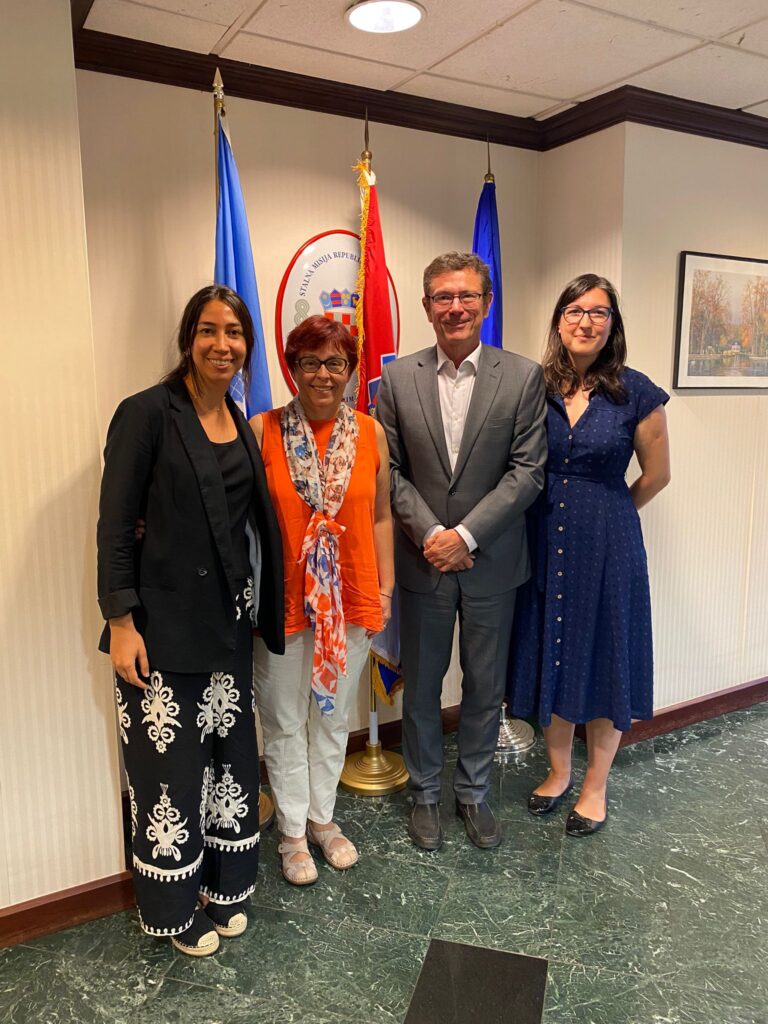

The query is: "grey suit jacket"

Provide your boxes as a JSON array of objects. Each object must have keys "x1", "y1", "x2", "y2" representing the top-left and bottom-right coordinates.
[{"x1": 376, "y1": 344, "x2": 547, "y2": 596}]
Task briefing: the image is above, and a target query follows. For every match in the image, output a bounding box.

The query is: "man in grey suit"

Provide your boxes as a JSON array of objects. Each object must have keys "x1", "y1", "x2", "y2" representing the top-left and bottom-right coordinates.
[{"x1": 376, "y1": 252, "x2": 546, "y2": 850}]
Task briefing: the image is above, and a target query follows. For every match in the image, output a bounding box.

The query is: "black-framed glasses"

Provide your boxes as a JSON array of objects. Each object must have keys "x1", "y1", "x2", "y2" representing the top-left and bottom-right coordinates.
[
  {"x1": 428, "y1": 291, "x2": 485, "y2": 310},
  {"x1": 296, "y1": 355, "x2": 349, "y2": 374},
  {"x1": 560, "y1": 305, "x2": 613, "y2": 325}
]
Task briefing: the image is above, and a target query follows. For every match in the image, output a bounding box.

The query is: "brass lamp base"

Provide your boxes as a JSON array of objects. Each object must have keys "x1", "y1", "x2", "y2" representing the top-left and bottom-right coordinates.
[
  {"x1": 339, "y1": 741, "x2": 409, "y2": 796},
  {"x1": 259, "y1": 790, "x2": 275, "y2": 830}
]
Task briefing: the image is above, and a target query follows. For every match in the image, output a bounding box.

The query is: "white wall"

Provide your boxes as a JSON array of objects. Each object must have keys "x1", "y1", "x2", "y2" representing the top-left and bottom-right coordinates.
[
  {"x1": 75, "y1": 70, "x2": 541, "y2": 730},
  {"x1": 535, "y1": 123, "x2": 768, "y2": 709},
  {"x1": 0, "y1": 1, "x2": 125, "y2": 908},
  {"x1": 621, "y1": 124, "x2": 768, "y2": 706}
]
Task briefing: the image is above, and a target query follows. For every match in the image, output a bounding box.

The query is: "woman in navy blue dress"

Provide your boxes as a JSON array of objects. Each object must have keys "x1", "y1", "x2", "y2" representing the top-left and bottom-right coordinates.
[{"x1": 509, "y1": 274, "x2": 670, "y2": 836}]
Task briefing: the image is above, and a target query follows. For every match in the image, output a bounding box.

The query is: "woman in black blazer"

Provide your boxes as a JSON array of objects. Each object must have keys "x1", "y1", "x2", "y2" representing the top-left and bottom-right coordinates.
[{"x1": 97, "y1": 285, "x2": 284, "y2": 956}]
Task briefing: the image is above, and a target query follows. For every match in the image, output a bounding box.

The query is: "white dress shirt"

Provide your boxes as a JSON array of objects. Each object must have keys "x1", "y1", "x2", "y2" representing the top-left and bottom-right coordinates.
[{"x1": 423, "y1": 343, "x2": 480, "y2": 553}]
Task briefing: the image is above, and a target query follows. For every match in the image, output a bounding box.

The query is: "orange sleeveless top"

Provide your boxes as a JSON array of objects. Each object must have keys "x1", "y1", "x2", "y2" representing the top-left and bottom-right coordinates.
[{"x1": 260, "y1": 408, "x2": 383, "y2": 636}]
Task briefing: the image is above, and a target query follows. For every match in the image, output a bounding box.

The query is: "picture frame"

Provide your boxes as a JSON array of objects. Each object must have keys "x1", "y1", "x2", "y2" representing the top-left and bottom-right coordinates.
[{"x1": 674, "y1": 251, "x2": 768, "y2": 389}]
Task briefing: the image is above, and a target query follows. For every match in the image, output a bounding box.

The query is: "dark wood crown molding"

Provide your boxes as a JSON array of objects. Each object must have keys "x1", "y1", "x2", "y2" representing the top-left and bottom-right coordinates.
[
  {"x1": 72, "y1": 30, "x2": 540, "y2": 149},
  {"x1": 539, "y1": 84, "x2": 768, "y2": 151},
  {"x1": 71, "y1": 27, "x2": 768, "y2": 153},
  {"x1": 71, "y1": 0, "x2": 96, "y2": 34}
]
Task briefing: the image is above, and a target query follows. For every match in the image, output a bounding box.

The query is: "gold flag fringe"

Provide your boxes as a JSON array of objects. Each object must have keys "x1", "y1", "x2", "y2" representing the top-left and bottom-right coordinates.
[{"x1": 352, "y1": 160, "x2": 371, "y2": 407}]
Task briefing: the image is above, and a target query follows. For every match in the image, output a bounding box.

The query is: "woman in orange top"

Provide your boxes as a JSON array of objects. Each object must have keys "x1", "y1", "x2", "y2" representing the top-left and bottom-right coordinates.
[{"x1": 251, "y1": 315, "x2": 394, "y2": 885}]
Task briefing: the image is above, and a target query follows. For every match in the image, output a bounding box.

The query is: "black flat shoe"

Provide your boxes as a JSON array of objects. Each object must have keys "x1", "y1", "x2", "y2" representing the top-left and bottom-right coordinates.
[
  {"x1": 565, "y1": 798, "x2": 608, "y2": 837},
  {"x1": 527, "y1": 775, "x2": 574, "y2": 816},
  {"x1": 171, "y1": 908, "x2": 220, "y2": 957}
]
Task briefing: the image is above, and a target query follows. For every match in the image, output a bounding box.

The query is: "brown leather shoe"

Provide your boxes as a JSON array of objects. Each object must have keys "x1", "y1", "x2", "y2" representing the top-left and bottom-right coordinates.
[
  {"x1": 455, "y1": 800, "x2": 502, "y2": 849},
  {"x1": 408, "y1": 802, "x2": 443, "y2": 851}
]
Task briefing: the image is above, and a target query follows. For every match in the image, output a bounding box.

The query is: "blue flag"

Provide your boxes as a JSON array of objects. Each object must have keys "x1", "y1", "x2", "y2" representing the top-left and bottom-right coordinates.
[
  {"x1": 215, "y1": 123, "x2": 272, "y2": 414},
  {"x1": 471, "y1": 180, "x2": 503, "y2": 348}
]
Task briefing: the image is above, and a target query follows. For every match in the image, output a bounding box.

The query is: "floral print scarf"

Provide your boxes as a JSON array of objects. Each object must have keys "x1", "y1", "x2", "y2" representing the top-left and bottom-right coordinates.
[{"x1": 281, "y1": 397, "x2": 359, "y2": 715}]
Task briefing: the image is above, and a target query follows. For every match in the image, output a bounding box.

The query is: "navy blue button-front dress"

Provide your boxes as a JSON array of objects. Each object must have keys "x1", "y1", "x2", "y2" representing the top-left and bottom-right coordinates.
[{"x1": 508, "y1": 367, "x2": 669, "y2": 732}]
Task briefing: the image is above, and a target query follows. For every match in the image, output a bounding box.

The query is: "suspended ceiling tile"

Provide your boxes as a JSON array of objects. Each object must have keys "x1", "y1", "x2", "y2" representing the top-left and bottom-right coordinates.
[
  {"x1": 223, "y1": 32, "x2": 410, "y2": 90},
  {"x1": 721, "y1": 17, "x2": 768, "y2": 57},
  {"x1": 575, "y1": 0, "x2": 768, "y2": 39},
  {"x1": 242, "y1": 0, "x2": 535, "y2": 71},
  {"x1": 123, "y1": 0, "x2": 249, "y2": 26},
  {"x1": 85, "y1": 0, "x2": 227, "y2": 52},
  {"x1": 628, "y1": 43, "x2": 768, "y2": 109},
  {"x1": 743, "y1": 100, "x2": 768, "y2": 117},
  {"x1": 400, "y1": 74, "x2": 558, "y2": 117},
  {"x1": 429, "y1": 0, "x2": 694, "y2": 99}
]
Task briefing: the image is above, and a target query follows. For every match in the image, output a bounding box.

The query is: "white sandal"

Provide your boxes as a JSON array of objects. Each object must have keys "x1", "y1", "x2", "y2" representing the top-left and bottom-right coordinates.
[
  {"x1": 306, "y1": 821, "x2": 359, "y2": 870},
  {"x1": 278, "y1": 836, "x2": 318, "y2": 886}
]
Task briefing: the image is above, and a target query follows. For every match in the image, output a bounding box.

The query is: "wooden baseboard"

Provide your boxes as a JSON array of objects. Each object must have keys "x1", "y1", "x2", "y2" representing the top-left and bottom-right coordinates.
[
  {"x1": 571, "y1": 676, "x2": 768, "y2": 745},
  {"x1": 0, "y1": 871, "x2": 134, "y2": 949},
  {"x1": 4, "y1": 678, "x2": 764, "y2": 947},
  {"x1": 619, "y1": 675, "x2": 768, "y2": 745}
]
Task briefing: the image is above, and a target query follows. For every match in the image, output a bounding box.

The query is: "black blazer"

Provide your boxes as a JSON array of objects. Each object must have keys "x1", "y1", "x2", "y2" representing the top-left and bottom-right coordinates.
[{"x1": 97, "y1": 380, "x2": 284, "y2": 672}]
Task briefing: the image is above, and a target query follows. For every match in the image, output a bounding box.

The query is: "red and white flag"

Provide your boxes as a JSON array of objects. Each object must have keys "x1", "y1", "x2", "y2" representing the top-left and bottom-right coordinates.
[{"x1": 353, "y1": 164, "x2": 397, "y2": 413}]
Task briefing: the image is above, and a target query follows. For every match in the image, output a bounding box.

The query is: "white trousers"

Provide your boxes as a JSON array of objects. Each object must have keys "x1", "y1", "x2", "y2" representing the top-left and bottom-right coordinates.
[{"x1": 253, "y1": 625, "x2": 370, "y2": 837}]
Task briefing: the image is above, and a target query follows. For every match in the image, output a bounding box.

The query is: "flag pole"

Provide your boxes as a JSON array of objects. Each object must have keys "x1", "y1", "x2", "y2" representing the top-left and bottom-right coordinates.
[
  {"x1": 340, "y1": 111, "x2": 408, "y2": 797},
  {"x1": 485, "y1": 135, "x2": 494, "y2": 183},
  {"x1": 212, "y1": 68, "x2": 225, "y2": 207},
  {"x1": 211, "y1": 68, "x2": 275, "y2": 827}
]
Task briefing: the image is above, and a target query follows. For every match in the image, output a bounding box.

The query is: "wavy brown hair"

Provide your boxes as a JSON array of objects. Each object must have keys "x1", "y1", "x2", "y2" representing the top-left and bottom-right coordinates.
[{"x1": 543, "y1": 274, "x2": 627, "y2": 402}]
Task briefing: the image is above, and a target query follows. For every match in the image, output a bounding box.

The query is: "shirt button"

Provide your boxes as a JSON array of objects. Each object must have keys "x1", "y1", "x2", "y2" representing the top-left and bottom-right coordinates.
[
  {"x1": 557, "y1": 571, "x2": 563, "y2": 577},
  {"x1": 564, "y1": 458, "x2": 569, "y2": 464},
  {"x1": 557, "y1": 616, "x2": 562, "y2": 622},
  {"x1": 556, "y1": 638, "x2": 561, "y2": 644},
  {"x1": 555, "y1": 660, "x2": 561, "y2": 667},
  {"x1": 557, "y1": 548, "x2": 563, "y2": 555},
  {"x1": 197, "y1": 567, "x2": 208, "y2": 577},
  {"x1": 568, "y1": 434, "x2": 573, "y2": 440},
  {"x1": 563, "y1": 479, "x2": 568, "y2": 485},
  {"x1": 556, "y1": 594, "x2": 562, "y2": 600},
  {"x1": 559, "y1": 502, "x2": 565, "y2": 508},
  {"x1": 558, "y1": 526, "x2": 564, "y2": 532}
]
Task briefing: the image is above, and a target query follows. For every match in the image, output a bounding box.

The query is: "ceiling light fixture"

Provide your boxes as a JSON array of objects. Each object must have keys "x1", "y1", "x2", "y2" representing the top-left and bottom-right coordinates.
[{"x1": 346, "y1": 1, "x2": 424, "y2": 34}]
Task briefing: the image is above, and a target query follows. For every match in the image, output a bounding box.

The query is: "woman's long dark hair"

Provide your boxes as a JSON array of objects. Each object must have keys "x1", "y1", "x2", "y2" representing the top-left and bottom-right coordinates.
[
  {"x1": 542, "y1": 274, "x2": 627, "y2": 402},
  {"x1": 162, "y1": 285, "x2": 255, "y2": 395}
]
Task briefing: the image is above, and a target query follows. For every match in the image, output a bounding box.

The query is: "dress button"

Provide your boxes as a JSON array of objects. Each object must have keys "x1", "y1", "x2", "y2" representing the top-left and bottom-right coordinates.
[
  {"x1": 563, "y1": 479, "x2": 568, "y2": 485},
  {"x1": 557, "y1": 548, "x2": 563, "y2": 555},
  {"x1": 556, "y1": 638, "x2": 561, "y2": 644},
  {"x1": 555, "y1": 660, "x2": 561, "y2": 667},
  {"x1": 558, "y1": 526, "x2": 564, "y2": 532},
  {"x1": 557, "y1": 571, "x2": 563, "y2": 577},
  {"x1": 556, "y1": 594, "x2": 562, "y2": 600},
  {"x1": 559, "y1": 502, "x2": 565, "y2": 508},
  {"x1": 564, "y1": 458, "x2": 569, "y2": 464},
  {"x1": 197, "y1": 567, "x2": 208, "y2": 577},
  {"x1": 556, "y1": 616, "x2": 562, "y2": 622}
]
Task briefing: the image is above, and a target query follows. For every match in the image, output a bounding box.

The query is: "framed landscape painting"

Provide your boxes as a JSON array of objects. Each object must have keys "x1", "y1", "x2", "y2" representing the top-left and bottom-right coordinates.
[{"x1": 674, "y1": 251, "x2": 768, "y2": 389}]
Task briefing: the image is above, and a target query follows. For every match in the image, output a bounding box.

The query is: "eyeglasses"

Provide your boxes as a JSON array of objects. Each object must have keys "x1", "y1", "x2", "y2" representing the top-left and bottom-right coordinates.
[
  {"x1": 560, "y1": 305, "x2": 613, "y2": 325},
  {"x1": 296, "y1": 355, "x2": 349, "y2": 374},
  {"x1": 427, "y1": 291, "x2": 485, "y2": 310}
]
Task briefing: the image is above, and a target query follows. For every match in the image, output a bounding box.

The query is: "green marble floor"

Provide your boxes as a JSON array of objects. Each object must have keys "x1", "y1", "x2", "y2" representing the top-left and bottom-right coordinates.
[{"x1": 3, "y1": 703, "x2": 767, "y2": 1024}]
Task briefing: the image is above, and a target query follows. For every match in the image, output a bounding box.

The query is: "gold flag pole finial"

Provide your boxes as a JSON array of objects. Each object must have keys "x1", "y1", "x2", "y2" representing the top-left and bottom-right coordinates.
[
  {"x1": 212, "y1": 68, "x2": 226, "y2": 209},
  {"x1": 484, "y1": 136, "x2": 495, "y2": 183},
  {"x1": 360, "y1": 107, "x2": 372, "y2": 173}
]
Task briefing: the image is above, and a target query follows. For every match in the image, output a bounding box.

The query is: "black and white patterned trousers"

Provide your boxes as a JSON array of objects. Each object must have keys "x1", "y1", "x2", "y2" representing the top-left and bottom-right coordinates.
[{"x1": 114, "y1": 582, "x2": 260, "y2": 937}]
